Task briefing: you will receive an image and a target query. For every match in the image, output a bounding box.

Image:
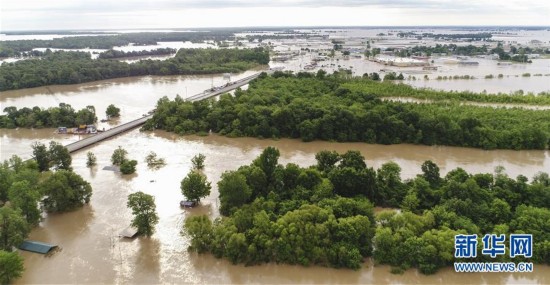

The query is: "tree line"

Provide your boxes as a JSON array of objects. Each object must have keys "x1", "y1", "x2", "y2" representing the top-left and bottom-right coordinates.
[
  {"x1": 0, "y1": 31, "x2": 237, "y2": 57},
  {"x1": 97, "y1": 48, "x2": 176, "y2": 59},
  {"x1": 0, "y1": 142, "x2": 93, "y2": 282},
  {"x1": 0, "y1": 103, "x2": 97, "y2": 128},
  {"x1": 0, "y1": 48, "x2": 269, "y2": 91},
  {"x1": 397, "y1": 32, "x2": 493, "y2": 41},
  {"x1": 142, "y1": 71, "x2": 550, "y2": 150},
  {"x1": 408, "y1": 44, "x2": 488, "y2": 56},
  {"x1": 344, "y1": 78, "x2": 550, "y2": 105},
  {"x1": 184, "y1": 147, "x2": 550, "y2": 273}
]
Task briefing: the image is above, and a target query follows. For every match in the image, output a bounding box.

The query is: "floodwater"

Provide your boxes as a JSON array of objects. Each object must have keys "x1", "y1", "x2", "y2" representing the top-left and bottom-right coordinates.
[
  {"x1": 2, "y1": 128, "x2": 549, "y2": 283},
  {"x1": 0, "y1": 70, "x2": 263, "y2": 127},
  {"x1": 3, "y1": 28, "x2": 550, "y2": 93},
  {"x1": 276, "y1": 53, "x2": 550, "y2": 94},
  {"x1": 2, "y1": 28, "x2": 550, "y2": 283}
]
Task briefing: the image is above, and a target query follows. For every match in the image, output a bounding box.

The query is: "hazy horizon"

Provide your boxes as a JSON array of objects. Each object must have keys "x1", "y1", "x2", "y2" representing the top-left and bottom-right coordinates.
[
  {"x1": 2, "y1": 0, "x2": 549, "y2": 31},
  {"x1": 2, "y1": 25, "x2": 550, "y2": 33}
]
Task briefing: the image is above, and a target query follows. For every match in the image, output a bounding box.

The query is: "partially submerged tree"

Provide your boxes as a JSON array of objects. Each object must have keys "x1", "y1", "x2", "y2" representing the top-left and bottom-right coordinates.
[
  {"x1": 120, "y1": 160, "x2": 138, "y2": 175},
  {"x1": 181, "y1": 171, "x2": 211, "y2": 203},
  {"x1": 145, "y1": 152, "x2": 166, "y2": 169},
  {"x1": 8, "y1": 181, "x2": 41, "y2": 225},
  {"x1": 40, "y1": 170, "x2": 92, "y2": 212},
  {"x1": 0, "y1": 206, "x2": 29, "y2": 251},
  {"x1": 127, "y1": 192, "x2": 159, "y2": 237},
  {"x1": 106, "y1": 104, "x2": 121, "y2": 118},
  {"x1": 48, "y1": 141, "x2": 72, "y2": 171},
  {"x1": 31, "y1": 141, "x2": 72, "y2": 171},
  {"x1": 31, "y1": 142, "x2": 49, "y2": 172},
  {"x1": 191, "y1": 154, "x2": 206, "y2": 170},
  {"x1": 111, "y1": 146, "x2": 128, "y2": 166},
  {"x1": 86, "y1": 151, "x2": 97, "y2": 167}
]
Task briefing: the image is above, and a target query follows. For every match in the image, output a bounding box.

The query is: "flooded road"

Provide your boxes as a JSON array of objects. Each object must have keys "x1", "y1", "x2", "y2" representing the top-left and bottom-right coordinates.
[{"x1": 1, "y1": 128, "x2": 549, "y2": 283}]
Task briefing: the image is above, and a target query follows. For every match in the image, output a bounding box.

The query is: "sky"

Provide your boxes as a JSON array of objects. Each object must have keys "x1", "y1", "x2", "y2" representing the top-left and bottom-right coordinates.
[{"x1": 1, "y1": 0, "x2": 549, "y2": 31}]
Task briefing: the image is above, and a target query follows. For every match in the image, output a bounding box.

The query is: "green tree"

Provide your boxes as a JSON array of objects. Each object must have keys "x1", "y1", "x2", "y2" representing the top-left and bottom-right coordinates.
[
  {"x1": 0, "y1": 165, "x2": 15, "y2": 203},
  {"x1": 253, "y1": 147, "x2": 280, "y2": 188},
  {"x1": 86, "y1": 151, "x2": 97, "y2": 167},
  {"x1": 184, "y1": 215, "x2": 213, "y2": 253},
  {"x1": 191, "y1": 153, "x2": 206, "y2": 170},
  {"x1": 40, "y1": 170, "x2": 92, "y2": 212},
  {"x1": 421, "y1": 160, "x2": 441, "y2": 187},
  {"x1": 376, "y1": 162, "x2": 405, "y2": 206},
  {"x1": 0, "y1": 206, "x2": 29, "y2": 251},
  {"x1": 120, "y1": 160, "x2": 137, "y2": 175},
  {"x1": 127, "y1": 192, "x2": 159, "y2": 237},
  {"x1": 329, "y1": 167, "x2": 374, "y2": 198},
  {"x1": 238, "y1": 165, "x2": 268, "y2": 199},
  {"x1": 48, "y1": 141, "x2": 72, "y2": 171},
  {"x1": 315, "y1": 150, "x2": 341, "y2": 174},
  {"x1": 402, "y1": 190, "x2": 420, "y2": 213},
  {"x1": 0, "y1": 250, "x2": 24, "y2": 284},
  {"x1": 111, "y1": 146, "x2": 128, "y2": 166},
  {"x1": 8, "y1": 181, "x2": 41, "y2": 225},
  {"x1": 339, "y1": 150, "x2": 366, "y2": 170},
  {"x1": 510, "y1": 205, "x2": 550, "y2": 242},
  {"x1": 181, "y1": 171, "x2": 211, "y2": 203},
  {"x1": 106, "y1": 104, "x2": 121, "y2": 118},
  {"x1": 218, "y1": 171, "x2": 252, "y2": 216},
  {"x1": 31, "y1": 142, "x2": 49, "y2": 172},
  {"x1": 369, "y1": 72, "x2": 380, "y2": 81}
]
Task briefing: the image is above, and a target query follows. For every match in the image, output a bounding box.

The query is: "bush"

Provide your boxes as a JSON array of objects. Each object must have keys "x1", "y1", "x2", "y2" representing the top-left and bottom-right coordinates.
[
  {"x1": 120, "y1": 160, "x2": 137, "y2": 174},
  {"x1": 86, "y1": 151, "x2": 97, "y2": 167},
  {"x1": 106, "y1": 104, "x2": 121, "y2": 118},
  {"x1": 191, "y1": 154, "x2": 206, "y2": 170},
  {"x1": 145, "y1": 151, "x2": 166, "y2": 169}
]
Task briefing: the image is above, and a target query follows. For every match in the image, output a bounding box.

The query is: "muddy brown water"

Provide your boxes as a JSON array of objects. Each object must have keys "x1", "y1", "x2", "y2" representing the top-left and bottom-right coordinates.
[
  {"x1": 1, "y1": 71, "x2": 549, "y2": 284},
  {"x1": 0, "y1": 71, "x2": 263, "y2": 128},
  {"x1": 1, "y1": 128, "x2": 549, "y2": 284}
]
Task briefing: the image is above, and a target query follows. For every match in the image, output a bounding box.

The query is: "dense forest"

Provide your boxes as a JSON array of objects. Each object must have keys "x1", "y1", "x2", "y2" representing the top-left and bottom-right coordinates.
[
  {"x1": 97, "y1": 48, "x2": 176, "y2": 59},
  {"x1": 0, "y1": 31, "x2": 236, "y2": 57},
  {"x1": 143, "y1": 71, "x2": 550, "y2": 150},
  {"x1": 0, "y1": 103, "x2": 97, "y2": 129},
  {"x1": 0, "y1": 48, "x2": 269, "y2": 90},
  {"x1": 185, "y1": 147, "x2": 550, "y2": 273}
]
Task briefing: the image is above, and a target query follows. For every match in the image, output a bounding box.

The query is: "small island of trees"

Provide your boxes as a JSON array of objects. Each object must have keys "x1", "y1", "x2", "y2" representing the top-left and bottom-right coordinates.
[{"x1": 0, "y1": 103, "x2": 97, "y2": 129}]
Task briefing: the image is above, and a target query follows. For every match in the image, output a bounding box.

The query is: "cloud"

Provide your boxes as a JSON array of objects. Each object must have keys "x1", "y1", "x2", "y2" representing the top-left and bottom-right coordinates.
[
  {"x1": 1, "y1": 0, "x2": 549, "y2": 30},
  {"x1": 1, "y1": 0, "x2": 512, "y2": 12}
]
